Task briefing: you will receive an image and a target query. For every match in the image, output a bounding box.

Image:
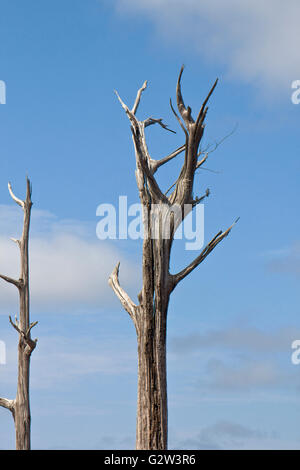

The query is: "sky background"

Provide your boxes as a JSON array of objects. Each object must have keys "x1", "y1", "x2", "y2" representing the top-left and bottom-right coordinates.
[{"x1": 0, "y1": 0, "x2": 300, "y2": 449}]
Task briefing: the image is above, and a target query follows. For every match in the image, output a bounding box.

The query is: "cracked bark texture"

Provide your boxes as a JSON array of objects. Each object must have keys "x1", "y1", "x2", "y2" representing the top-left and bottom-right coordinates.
[
  {"x1": 109, "y1": 68, "x2": 237, "y2": 450},
  {"x1": 0, "y1": 178, "x2": 37, "y2": 450}
]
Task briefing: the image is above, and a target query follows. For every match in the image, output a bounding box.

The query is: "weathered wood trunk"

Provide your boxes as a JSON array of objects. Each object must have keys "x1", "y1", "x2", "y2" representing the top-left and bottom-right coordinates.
[
  {"x1": 135, "y1": 212, "x2": 171, "y2": 449},
  {"x1": 14, "y1": 339, "x2": 32, "y2": 450},
  {"x1": 136, "y1": 304, "x2": 168, "y2": 449},
  {"x1": 110, "y1": 68, "x2": 236, "y2": 450},
  {"x1": 0, "y1": 178, "x2": 37, "y2": 450},
  {"x1": 14, "y1": 185, "x2": 34, "y2": 450}
]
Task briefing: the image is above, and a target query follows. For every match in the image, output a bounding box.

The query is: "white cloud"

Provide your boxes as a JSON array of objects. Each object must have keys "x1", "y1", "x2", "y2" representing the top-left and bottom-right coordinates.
[
  {"x1": 0, "y1": 331, "x2": 137, "y2": 391},
  {"x1": 203, "y1": 358, "x2": 282, "y2": 390},
  {"x1": 173, "y1": 420, "x2": 298, "y2": 450},
  {"x1": 169, "y1": 324, "x2": 300, "y2": 392},
  {"x1": 0, "y1": 205, "x2": 139, "y2": 314},
  {"x1": 170, "y1": 325, "x2": 300, "y2": 353},
  {"x1": 114, "y1": 0, "x2": 300, "y2": 89},
  {"x1": 31, "y1": 335, "x2": 136, "y2": 388}
]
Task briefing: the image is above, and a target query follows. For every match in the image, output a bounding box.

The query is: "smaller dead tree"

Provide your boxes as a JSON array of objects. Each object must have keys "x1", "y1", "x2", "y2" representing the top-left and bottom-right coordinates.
[{"x1": 0, "y1": 178, "x2": 37, "y2": 450}]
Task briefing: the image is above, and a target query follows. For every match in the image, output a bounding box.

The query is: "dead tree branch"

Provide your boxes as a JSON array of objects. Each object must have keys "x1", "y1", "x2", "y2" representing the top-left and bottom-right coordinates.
[
  {"x1": 109, "y1": 262, "x2": 139, "y2": 331},
  {"x1": 172, "y1": 218, "x2": 240, "y2": 287}
]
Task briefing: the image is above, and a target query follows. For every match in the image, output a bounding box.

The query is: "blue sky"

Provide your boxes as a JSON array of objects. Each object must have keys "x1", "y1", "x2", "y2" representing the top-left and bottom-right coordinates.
[{"x1": 0, "y1": 0, "x2": 300, "y2": 449}]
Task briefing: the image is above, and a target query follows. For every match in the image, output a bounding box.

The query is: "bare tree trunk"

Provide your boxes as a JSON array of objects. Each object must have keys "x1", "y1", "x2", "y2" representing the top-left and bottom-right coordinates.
[
  {"x1": 136, "y1": 299, "x2": 169, "y2": 449},
  {"x1": 0, "y1": 178, "x2": 37, "y2": 450},
  {"x1": 109, "y1": 68, "x2": 238, "y2": 449},
  {"x1": 14, "y1": 339, "x2": 32, "y2": 450}
]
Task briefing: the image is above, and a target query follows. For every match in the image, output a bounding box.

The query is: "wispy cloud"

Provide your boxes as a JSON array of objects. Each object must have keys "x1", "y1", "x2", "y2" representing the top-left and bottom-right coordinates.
[
  {"x1": 202, "y1": 358, "x2": 283, "y2": 391},
  {"x1": 0, "y1": 332, "x2": 137, "y2": 390},
  {"x1": 0, "y1": 205, "x2": 139, "y2": 314},
  {"x1": 170, "y1": 325, "x2": 300, "y2": 354},
  {"x1": 114, "y1": 0, "x2": 300, "y2": 90},
  {"x1": 169, "y1": 324, "x2": 300, "y2": 392},
  {"x1": 172, "y1": 420, "x2": 297, "y2": 450}
]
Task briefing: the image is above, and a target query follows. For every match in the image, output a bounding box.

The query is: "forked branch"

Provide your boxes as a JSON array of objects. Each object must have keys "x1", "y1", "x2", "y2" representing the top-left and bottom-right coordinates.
[
  {"x1": 150, "y1": 145, "x2": 185, "y2": 174},
  {"x1": 116, "y1": 87, "x2": 171, "y2": 204},
  {"x1": 9, "y1": 316, "x2": 38, "y2": 340}
]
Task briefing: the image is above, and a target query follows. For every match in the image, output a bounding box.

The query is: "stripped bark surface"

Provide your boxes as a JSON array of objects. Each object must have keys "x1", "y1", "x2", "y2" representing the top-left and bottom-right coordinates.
[
  {"x1": 0, "y1": 178, "x2": 37, "y2": 450},
  {"x1": 109, "y1": 68, "x2": 237, "y2": 450}
]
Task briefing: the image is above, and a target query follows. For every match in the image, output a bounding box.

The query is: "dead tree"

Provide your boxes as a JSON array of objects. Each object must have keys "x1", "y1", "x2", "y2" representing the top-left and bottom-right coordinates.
[
  {"x1": 109, "y1": 67, "x2": 237, "y2": 450},
  {"x1": 0, "y1": 178, "x2": 37, "y2": 450}
]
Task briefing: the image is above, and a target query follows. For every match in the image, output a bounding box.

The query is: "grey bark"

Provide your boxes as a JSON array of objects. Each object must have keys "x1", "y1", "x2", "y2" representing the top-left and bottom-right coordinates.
[
  {"x1": 0, "y1": 178, "x2": 37, "y2": 450},
  {"x1": 109, "y1": 68, "x2": 237, "y2": 450}
]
